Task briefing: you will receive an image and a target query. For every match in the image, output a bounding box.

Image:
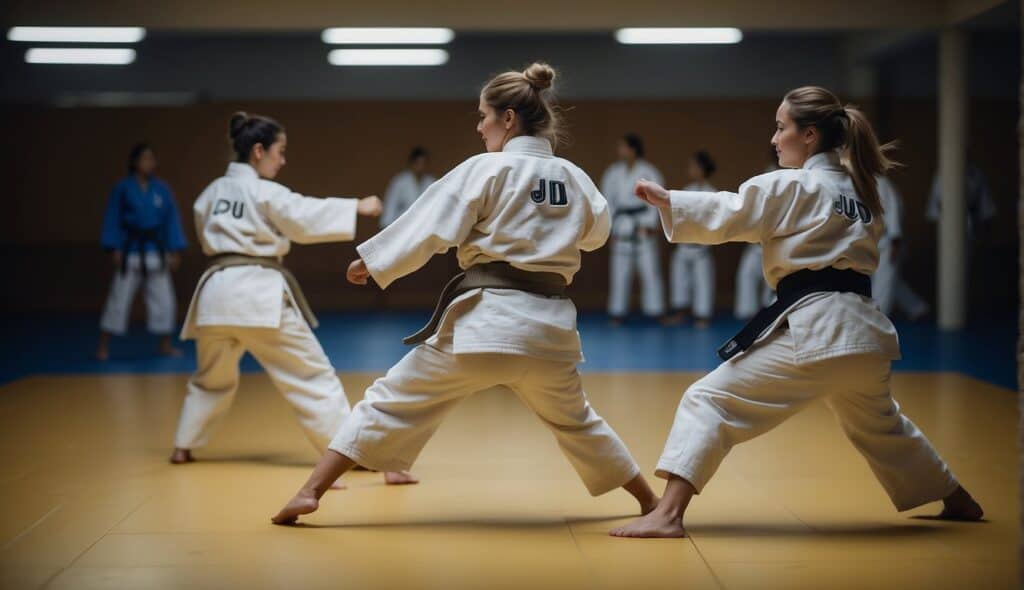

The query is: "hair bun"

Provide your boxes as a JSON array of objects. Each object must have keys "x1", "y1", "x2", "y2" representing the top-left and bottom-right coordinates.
[
  {"x1": 523, "y1": 62, "x2": 555, "y2": 91},
  {"x1": 229, "y1": 111, "x2": 249, "y2": 139}
]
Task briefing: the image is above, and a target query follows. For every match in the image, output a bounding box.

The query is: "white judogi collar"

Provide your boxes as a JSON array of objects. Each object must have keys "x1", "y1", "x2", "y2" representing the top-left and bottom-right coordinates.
[
  {"x1": 226, "y1": 162, "x2": 259, "y2": 179},
  {"x1": 503, "y1": 135, "x2": 554, "y2": 158},
  {"x1": 802, "y1": 150, "x2": 843, "y2": 172}
]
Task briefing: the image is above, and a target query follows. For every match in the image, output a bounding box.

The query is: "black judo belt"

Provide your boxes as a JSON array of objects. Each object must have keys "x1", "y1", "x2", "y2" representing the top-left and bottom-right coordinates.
[
  {"x1": 614, "y1": 206, "x2": 649, "y2": 242},
  {"x1": 205, "y1": 253, "x2": 319, "y2": 329},
  {"x1": 403, "y1": 262, "x2": 568, "y2": 346},
  {"x1": 717, "y1": 267, "x2": 872, "y2": 362},
  {"x1": 121, "y1": 227, "x2": 165, "y2": 277}
]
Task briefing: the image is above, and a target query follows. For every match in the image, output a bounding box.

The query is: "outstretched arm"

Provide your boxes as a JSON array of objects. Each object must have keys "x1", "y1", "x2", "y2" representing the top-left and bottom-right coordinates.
[
  {"x1": 353, "y1": 157, "x2": 492, "y2": 289},
  {"x1": 635, "y1": 174, "x2": 780, "y2": 245},
  {"x1": 261, "y1": 182, "x2": 380, "y2": 244}
]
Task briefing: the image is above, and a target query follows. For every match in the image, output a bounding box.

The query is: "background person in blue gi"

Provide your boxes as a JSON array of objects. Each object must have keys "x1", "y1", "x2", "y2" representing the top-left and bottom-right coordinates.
[
  {"x1": 95, "y1": 143, "x2": 187, "y2": 361},
  {"x1": 665, "y1": 151, "x2": 717, "y2": 327},
  {"x1": 602, "y1": 133, "x2": 666, "y2": 325},
  {"x1": 381, "y1": 146, "x2": 436, "y2": 228}
]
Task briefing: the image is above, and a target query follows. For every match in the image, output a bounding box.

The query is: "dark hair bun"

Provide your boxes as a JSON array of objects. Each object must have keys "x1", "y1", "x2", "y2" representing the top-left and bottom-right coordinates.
[
  {"x1": 229, "y1": 112, "x2": 248, "y2": 139},
  {"x1": 523, "y1": 63, "x2": 555, "y2": 91}
]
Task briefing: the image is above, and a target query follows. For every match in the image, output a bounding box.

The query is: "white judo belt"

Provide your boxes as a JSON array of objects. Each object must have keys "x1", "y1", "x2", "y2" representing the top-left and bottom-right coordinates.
[
  {"x1": 404, "y1": 262, "x2": 568, "y2": 346},
  {"x1": 718, "y1": 267, "x2": 872, "y2": 361},
  {"x1": 203, "y1": 253, "x2": 320, "y2": 329}
]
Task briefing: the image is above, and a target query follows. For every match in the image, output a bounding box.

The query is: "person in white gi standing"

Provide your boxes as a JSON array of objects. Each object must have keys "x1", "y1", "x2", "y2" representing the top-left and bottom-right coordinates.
[
  {"x1": 170, "y1": 112, "x2": 416, "y2": 486},
  {"x1": 603, "y1": 134, "x2": 666, "y2": 325},
  {"x1": 273, "y1": 63, "x2": 657, "y2": 525},
  {"x1": 872, "y1": 175, "x2": 912, "y2": 316},
  {"x1": 96, "y1": 143, "x2": 187, "y2": 360},
  {"x1": 872, "y1": 176, "x2": 930, "y2": 320},
  {"x1": 733, "y1": 151, "x2": 778, "y2": 319},
  {"x1": 612, "y1": 86, "x2": 982, "y2": 538},
  {"x1": 381, "y1": 146, "x2": 436, "y2": 228},
  {"x1": 666, "y1": 151, "x2": 717, "y2": 327}
]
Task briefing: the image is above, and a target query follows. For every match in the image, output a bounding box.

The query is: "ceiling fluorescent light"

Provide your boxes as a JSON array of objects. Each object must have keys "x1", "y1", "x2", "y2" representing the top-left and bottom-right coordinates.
[
  {"x1": 8, "y1": 26, "x2": 146, "y2": 43},
  {"x1": 321, "y1": 28, "x2": 454, "y2": 45},
  {"x1": 25, "y1": 48, "x2": 136, "y2": 65},
  {"x1": 328, "y1": 49, "x2": 449, "y2": 66},
  {"x1": 615, "y1": 28, "x2": 743, "y2": 44}
]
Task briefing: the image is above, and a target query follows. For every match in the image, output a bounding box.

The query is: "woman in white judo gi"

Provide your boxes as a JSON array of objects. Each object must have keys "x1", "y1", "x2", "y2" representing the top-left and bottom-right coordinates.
[
  {"x1": 381, "y1": 146, "x2": 436, "y2": 228},
  {"x1": 665, "y1": 151, "x2": 717, "y2": 327},
  {"x1": 603, "y1": 134, "x2": 667, "y2": 325},
  {"x1": 96, "y1": 143, "x2": 188, "y2": 360},
  {"x1": 273, "y1": 63, "x2": 657, "y2": 524},
  {"x1": 170, "y1": 112, "x2": 416, "y2": 486},
  {"x1": 612, "y1": 86, "x2": 982, "y2": 538}
]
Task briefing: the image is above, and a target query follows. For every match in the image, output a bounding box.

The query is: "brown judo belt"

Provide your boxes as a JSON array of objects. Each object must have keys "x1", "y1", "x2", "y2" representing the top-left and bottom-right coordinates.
[
  {"x1": 204, "y1": 253, "x2": 320, "y2": 329},
  {"x1": 403, "y1": 262, "x2": 568, "y2": 346}
]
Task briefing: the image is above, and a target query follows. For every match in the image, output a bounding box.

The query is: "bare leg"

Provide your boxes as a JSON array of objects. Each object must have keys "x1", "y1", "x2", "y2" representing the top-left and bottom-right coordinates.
[
  {"x1": 158, "y1": 335, "x2": 183, "y2": 358},
  {"x1": 622, "y1": 474, "x2": 659, "y2": 515},
  {"x1": 610, "y1": 475, "x2": 693, "y2": 538},
  {"x1": 169, "y1": 447, "x2": 194, "y2": 464},
  {"x1": 95, "y1": 331, "x2": 112, "y2": 361},
  {"x1": 272, "y1": 450, "x2": 357, "y2": 524},
  {"x1": 937, "y1": 485, "x2": 984, "y2": 521}
]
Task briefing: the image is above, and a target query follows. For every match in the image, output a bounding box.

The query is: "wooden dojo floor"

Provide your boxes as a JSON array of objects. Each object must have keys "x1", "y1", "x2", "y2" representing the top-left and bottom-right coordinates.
[{"x1": 0, "y1": 370, "x2": 1016, "y2": 590}]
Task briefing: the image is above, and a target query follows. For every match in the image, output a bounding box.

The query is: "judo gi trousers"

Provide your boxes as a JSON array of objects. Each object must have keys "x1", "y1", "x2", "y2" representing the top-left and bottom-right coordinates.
[
  {"x1": 608, "y1": 234, "x2": 666, "y2": 318},
  {"x1": 734, "y1": 245, "x2": 773, "y2": 320},
  {"x1": 670, "y1": 245, "x2": 715, "y2": 318},
  {"x1": 873, "y1": 239, "x2": 929, "y2": 318},
  {"x1": 174, "y1": 303, "x2": 349, "y2": 452},
  {"x1": 329, "y1": 343, "x2": 641, "y2": 496},
  {"x1": 99, "y1": 252, "x2": 177, "y2": 335},
  {"x1": 873, "y1": 238, "x2": 898, "y2": 315},
  {"x1": 655, "y1": 329, "x2": 958, "y2": 511}
]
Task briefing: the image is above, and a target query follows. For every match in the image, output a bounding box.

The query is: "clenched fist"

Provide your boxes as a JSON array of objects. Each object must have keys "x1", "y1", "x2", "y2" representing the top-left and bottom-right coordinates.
[
  {"x1": 357, "y1": 196, "x2": 383, "y2": 217},
  {"x1": 634, "y1": 179, "x2": 671, "y2": 209},
  {"x1": 347, "y1": 258, "x2": 371, "y2": 285}
]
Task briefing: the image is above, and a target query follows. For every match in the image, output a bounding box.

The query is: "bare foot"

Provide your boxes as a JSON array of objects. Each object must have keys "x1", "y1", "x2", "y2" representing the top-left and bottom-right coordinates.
[
  {"x1": 95, "y1": 346, "x2": 110, "y2": 361},
  {"x1": 694, "y1": 319, "x2": 711, "y2": 329},
  {"x1": 169, "y1": 448, "x2": 194, "y2": 464},
  {"x1": 158, "y1": 346, "x2": 183, "y2": 358},
  {"x1": 384, "y1": 470, "x2": 419, "y2": 485},
  {"x1": 640, "y1": 496, "x2": 660, "y2": 516},
  {"x1": 608, "y1": 317, "x2": 624, "y2": 327},
  {"x1": 609, "y1": 509, "x2": 687, "y2": 538},
  {"x1": 937, "y1": 486, "x2": 984, "y2": 521},
  {"x1": 271, "y1": 489, "x2": 319, "y2": 525}
]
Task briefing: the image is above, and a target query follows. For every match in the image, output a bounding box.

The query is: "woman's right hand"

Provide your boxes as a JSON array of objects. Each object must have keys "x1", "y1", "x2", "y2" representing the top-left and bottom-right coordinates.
[
  {"x1": 634, "y1": 179, "x2": 671, "y2": 209},
  {"x1": 357, "y1": 196, "x2": 383, "y2": 217},
  {"x1": 112, "y1": 250, "x2": 123, "y2": 269},
  {"x1": 347, "y1": 259, "x2": 371, "y2": 285}
]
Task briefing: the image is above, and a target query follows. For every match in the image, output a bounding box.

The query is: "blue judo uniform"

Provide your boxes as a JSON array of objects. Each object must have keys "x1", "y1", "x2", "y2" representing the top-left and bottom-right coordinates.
[{"x1": 99, "y1": 175, "x2": 187, "y2": 335}]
